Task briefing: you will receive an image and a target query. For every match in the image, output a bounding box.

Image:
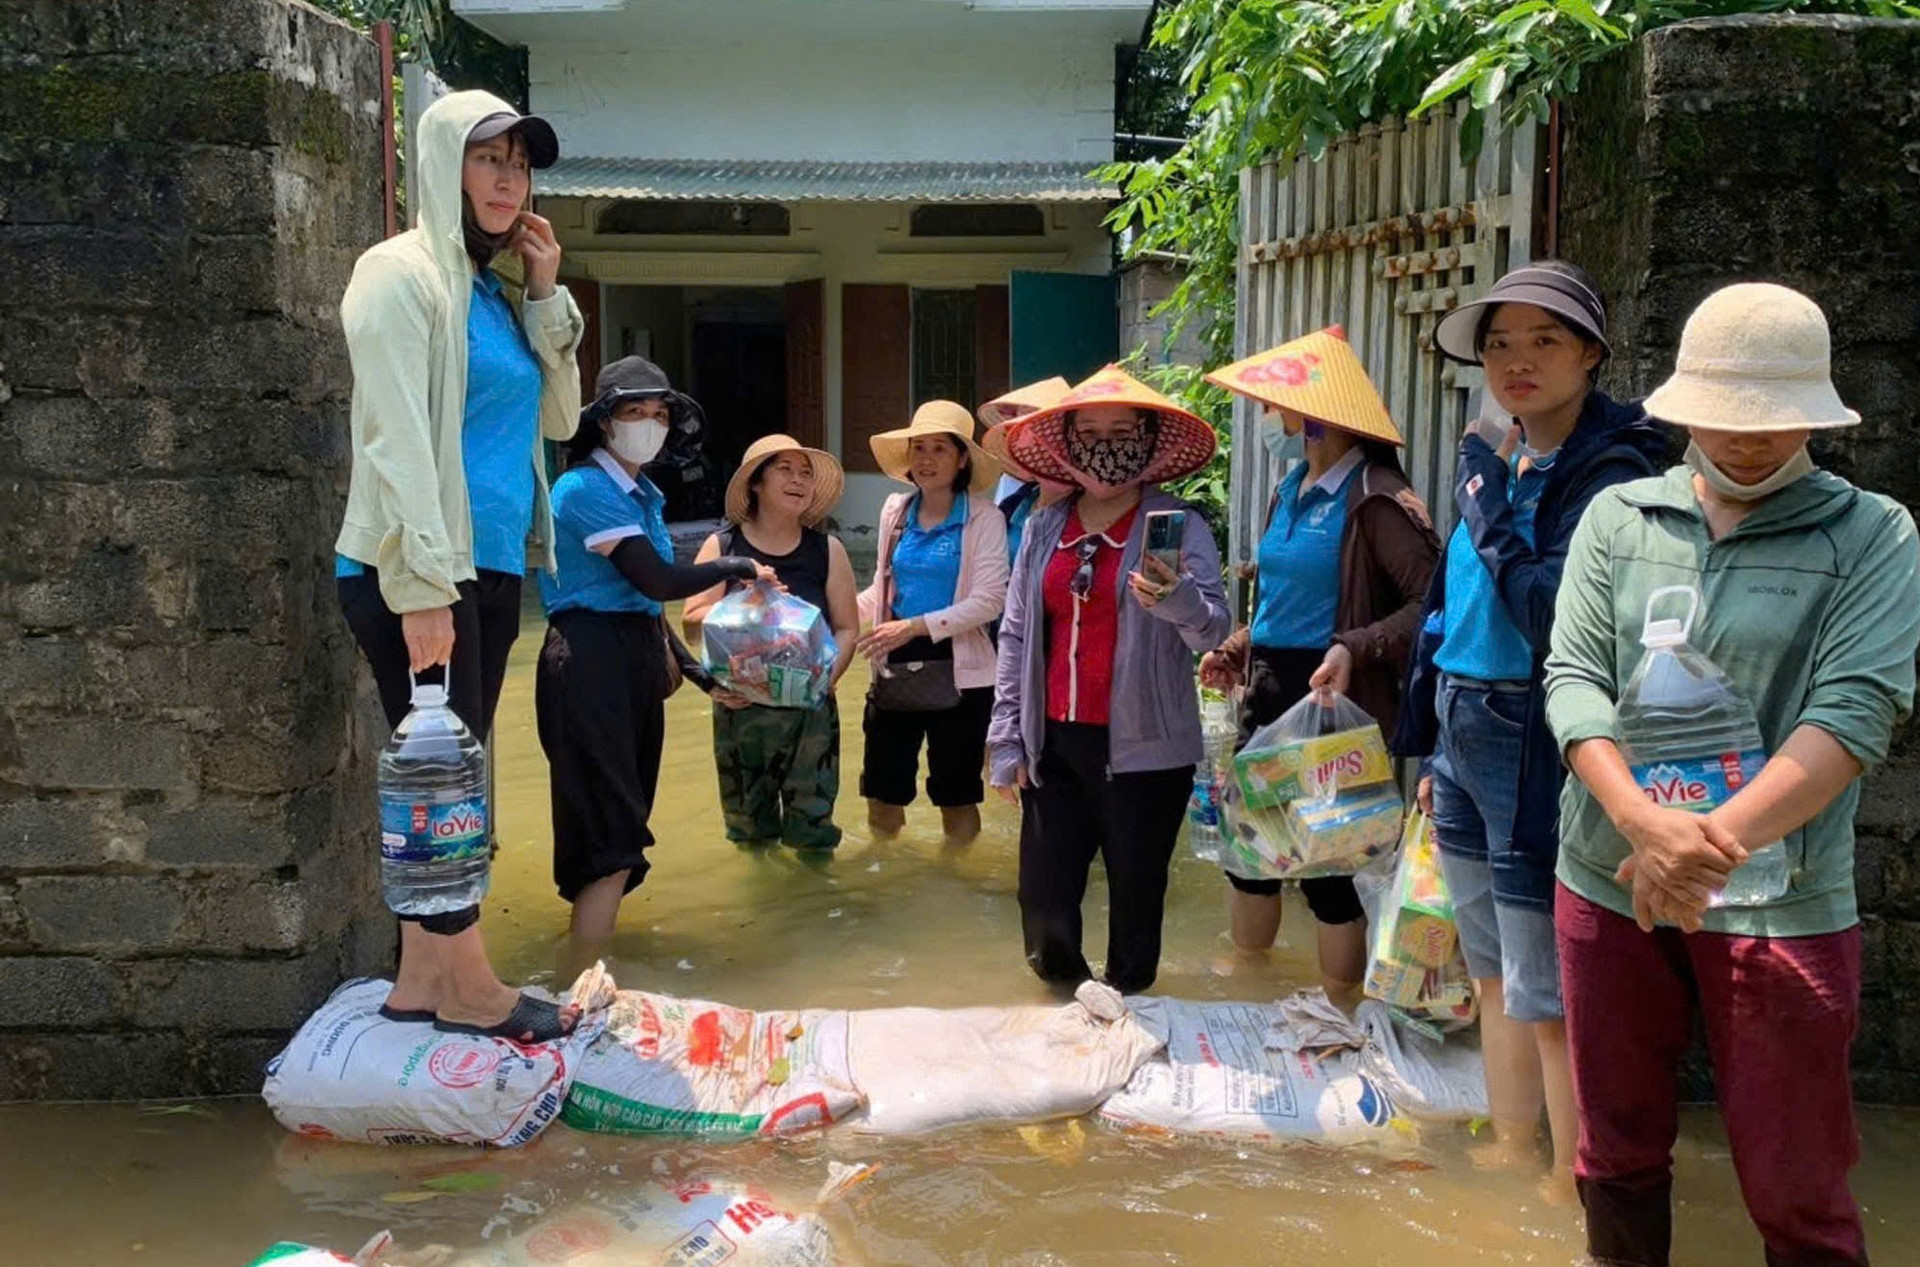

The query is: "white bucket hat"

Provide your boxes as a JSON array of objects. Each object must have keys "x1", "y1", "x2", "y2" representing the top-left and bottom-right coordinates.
[{"x1": 1644, "y1": 282, "x2": 1860, "y2": 432}]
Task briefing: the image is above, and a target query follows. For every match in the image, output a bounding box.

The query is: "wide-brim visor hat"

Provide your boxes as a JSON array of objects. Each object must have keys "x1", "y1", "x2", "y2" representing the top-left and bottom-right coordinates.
[
  {"x1": 1434, "y1": 264, "x2": 1612, "y2": 366},
  {"x1": 467, "y1": 110, "x2": 560, "y2": 169},
  {"x1": 1644, "y1": 282, "x2": 1860, "y2": 431},
  {"x1": 1006, "y1": 365, "x2": 1217, "y2": 489},
  {"x1": 869, "y1": 401, "x2": 1002, "y2": 494},
  {"x1": 725, "y1": 433, "x2": 845, "y2": 527}
]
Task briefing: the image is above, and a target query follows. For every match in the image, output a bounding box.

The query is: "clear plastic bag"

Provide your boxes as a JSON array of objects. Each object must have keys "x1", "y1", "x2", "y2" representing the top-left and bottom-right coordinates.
[
  {"x1": 1220, "y1": 690, "x2": 1402, "y2": 881},
  {"x1": 1358, "y1": 810, "x2": 1477, "y2": 1030},
  {"x1": 1184, "y1": 690, "x2": 1239, "y2": 865},
  {"x1": 699, "y1": 581, "x2": 838, "y2": 709}
]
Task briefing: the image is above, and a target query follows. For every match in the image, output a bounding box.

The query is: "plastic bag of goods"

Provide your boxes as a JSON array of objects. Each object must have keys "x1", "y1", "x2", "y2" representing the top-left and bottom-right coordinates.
[
  {"x1": 449, "y1": 1180, "x2": 837, "y2": 1267},
  {"x1": 1358, "y1": 819, "x2": 1477, "y2": 1029},
  {"x1": 700, "y1": 581, "x2": 838, "y2": 708},
  {"x1": 845, "y1": 980, "x2": 1164, "y2": 1134},
  {"x1": 262, "y1": 971, "x2": 611, "y2": 1147},
  {"x1": 1221, "y1": 691, "x2": 1402, "y2": 881},
  {"x1": 1100, "y1": 997, "x2": 1402, "y2": 1145},
  {"x1": 1185, "y1": 690, "x2": 1238, "y2": 864},
  {"x1": 562, "y1": 990, "x2": 861, "y2": 1137},
  {"x1": 245, "y1": 1235, "x2": 395, "y2": 1267}
]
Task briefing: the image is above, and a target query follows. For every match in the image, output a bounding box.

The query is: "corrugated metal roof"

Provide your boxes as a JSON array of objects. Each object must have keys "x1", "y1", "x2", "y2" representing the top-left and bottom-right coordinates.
[{"x1": 538, "y1": 158, "x2": 1117, "y2": 202}]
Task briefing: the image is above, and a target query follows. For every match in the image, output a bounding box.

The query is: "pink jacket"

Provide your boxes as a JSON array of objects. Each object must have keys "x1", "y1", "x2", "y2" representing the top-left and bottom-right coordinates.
[{"x1": 857, "y1": 490, "x2": 1009, "y2": 691}]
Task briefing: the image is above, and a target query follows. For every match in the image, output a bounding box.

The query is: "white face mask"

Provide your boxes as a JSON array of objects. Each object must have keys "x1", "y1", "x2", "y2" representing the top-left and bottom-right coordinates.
[
  {"x1": 1685, "y1": 440, "x2": 1816, "y2": 503},
  {"x1": 609, "y1": 418, "x2": 667, "y2": 466}
]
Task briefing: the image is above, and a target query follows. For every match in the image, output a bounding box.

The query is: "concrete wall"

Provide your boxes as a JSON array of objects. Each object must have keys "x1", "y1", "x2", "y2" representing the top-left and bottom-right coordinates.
[
  {"x1": 1561, "y1": 14, "x2": 1920, "y2": 1102},
  {"x1": 1120, "y1": 261, "x2": 1209, "y2": 370},
  {"x1": 0, "y1": 0, "x2": 391, "y2": 1098}
]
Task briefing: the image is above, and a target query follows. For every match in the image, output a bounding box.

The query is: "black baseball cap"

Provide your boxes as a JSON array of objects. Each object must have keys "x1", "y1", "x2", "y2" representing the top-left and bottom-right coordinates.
[
  {"x1": 467, "y1": 110, "x2": 560, "y2": 169},
  {"x1": 1435, "y1": 262, "x2": 1611, "y2": 366}
]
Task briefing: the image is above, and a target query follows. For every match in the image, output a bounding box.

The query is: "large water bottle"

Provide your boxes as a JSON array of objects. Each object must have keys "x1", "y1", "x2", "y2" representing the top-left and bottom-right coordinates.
[
  {"x1": 378, "y1": 672, "x2": 491, "y2": 917},
  {"x1": 1186, "y1": 692, "x2": 1238, "y2": 862},
  {"x1": 1616, "y1": 585, "x2": 1789, "y2": 907}
]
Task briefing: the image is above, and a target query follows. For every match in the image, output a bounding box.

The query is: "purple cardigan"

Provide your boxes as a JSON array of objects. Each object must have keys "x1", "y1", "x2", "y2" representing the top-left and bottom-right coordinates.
[{"x1": 988, "y1": 489, "x2": 1232, "y2": 786}]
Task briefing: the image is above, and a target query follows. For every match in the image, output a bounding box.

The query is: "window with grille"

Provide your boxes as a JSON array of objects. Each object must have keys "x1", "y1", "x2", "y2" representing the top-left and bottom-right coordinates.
[
  {"x1": 909, "y1": 203, "x2": 1045, "y2": 237},
  {"x1": 911, "y1": 289, "x2": 978, "y2": 411}
]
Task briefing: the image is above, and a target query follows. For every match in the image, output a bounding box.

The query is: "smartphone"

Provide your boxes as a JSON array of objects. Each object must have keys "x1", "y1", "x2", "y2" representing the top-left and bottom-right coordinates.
[{"x1": 1144, "y1": 509, "x2": 1187, "y2": 575}]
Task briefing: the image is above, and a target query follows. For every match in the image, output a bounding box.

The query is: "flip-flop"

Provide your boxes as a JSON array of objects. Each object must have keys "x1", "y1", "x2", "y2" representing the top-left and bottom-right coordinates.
[
  {"x1": 432, "y1": 994, "x2": 575, "y2": 1044},
  {"x1": 378, "y1": 1004, "x2": 437, "y2": 1024}
]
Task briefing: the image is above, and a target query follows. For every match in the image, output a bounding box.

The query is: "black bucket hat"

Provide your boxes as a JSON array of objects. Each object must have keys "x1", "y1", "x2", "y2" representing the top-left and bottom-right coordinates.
[
  {"x1": 468, "y1": 110, "x2": 560, "y2": 169},
  {"x1": 570, "y1": 356, "x2": 707, "y2": 465},
  {"x1": 1435, "y1": 261, "x2": 1611, "y2": 366}
]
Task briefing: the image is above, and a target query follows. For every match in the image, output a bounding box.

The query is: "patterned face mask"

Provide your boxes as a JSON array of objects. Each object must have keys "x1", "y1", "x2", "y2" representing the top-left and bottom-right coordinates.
[{"x1": 1064, "y1": 419, "x2": 1159, "y2": 492}]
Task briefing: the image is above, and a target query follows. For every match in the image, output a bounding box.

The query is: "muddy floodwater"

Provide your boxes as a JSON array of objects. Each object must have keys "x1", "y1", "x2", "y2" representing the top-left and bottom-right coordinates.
[{"x1": 3, "y1": 608, "x2": 1916, "y2": 1265}]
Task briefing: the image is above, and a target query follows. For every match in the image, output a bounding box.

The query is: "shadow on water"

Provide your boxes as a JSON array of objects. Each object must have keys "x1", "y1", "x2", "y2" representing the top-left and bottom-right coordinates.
[{"x1": 1, "y1": 606, "x2": 1915, "y2": 1263}]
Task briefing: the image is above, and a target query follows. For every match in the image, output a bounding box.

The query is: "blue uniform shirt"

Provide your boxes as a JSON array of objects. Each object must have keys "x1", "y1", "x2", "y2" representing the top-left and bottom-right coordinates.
[
  {"x1": 337, "y1": 269, "x2": 543, "y2": 580},
  {"x1": 889, "y1": 491, "x2": 968, "y2": 620},
  {"x1": 539, "y1": 450, "x2": 673, "y2": 617},
  {"x1": 1249, "y1": 450, "x2": 1362, "y2": 650},
  {"x1": 995, "y1": 475, "x2": 1041, "y2": 569},
  {"x1": 1435, "y1": 455, "x2": 1552, "y2": 682}
]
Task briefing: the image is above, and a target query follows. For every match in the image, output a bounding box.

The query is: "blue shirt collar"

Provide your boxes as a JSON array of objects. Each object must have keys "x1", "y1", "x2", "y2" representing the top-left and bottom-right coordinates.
[
  {"x1": 906, "y1": 490, "x2": 968, "y2": 533},
  {"x1": 474, "y1": 267, "x2": 505, "y2": 298},
  {"x1": 592, "y1": 448, "x2": 662, "y2": 504}
]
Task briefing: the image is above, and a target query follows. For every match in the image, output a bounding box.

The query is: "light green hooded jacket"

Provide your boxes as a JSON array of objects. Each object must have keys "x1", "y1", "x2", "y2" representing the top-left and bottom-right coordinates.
[{"x1": 334, "y1": 90, "x2": 584, "y2": 614}]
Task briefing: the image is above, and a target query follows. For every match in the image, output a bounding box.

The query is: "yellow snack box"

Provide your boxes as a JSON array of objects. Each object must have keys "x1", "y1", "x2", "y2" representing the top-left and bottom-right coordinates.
[{"x1": 1231, "y1": 724, "x2": 1393, "y2": 809}]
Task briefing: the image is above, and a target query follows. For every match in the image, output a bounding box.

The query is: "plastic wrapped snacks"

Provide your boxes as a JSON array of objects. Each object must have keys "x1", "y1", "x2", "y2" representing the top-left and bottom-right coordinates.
[{"x1": 700, "y1": 581, "x2": 838, "y2": 709}]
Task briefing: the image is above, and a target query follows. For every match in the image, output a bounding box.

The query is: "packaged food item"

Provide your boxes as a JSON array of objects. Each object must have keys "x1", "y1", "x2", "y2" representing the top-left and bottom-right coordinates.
[
  {"x1": 700, "y1": 581, "x2": 838, "y2": 709},
  {"x1": 1230, "y1": 691, "x2": 1392, "y2": 810},
  {"x1": 1223, "y1": 785, "x2": 1403, "y2": 881},
  {"x1": 1358, "y1": 820, "x2": 1478, "y2": 1027}
]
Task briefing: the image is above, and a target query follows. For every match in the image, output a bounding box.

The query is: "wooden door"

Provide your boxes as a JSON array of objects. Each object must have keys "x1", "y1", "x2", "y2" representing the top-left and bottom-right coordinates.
[
  {"x1": 785, "y1": 278, "x2": 825, "y2": 449},
  {"x1": 569, "y1": 276, "x2": 602, "y2": 404},
  {"x1": 1009, "y1": 271, "x2": 1117, "y2": 387},
  {"x1": 840, "y1": 283, "x2": 910, "y2": 475},
  {"x1": 974, "y1": 283, "x2": 1010, "y2": 406}
]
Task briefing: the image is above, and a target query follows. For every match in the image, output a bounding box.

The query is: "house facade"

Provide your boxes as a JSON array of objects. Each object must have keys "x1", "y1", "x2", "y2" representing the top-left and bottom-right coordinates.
[{"x1": 451, "y1": 0, "x2": 1152, "y2": 533}]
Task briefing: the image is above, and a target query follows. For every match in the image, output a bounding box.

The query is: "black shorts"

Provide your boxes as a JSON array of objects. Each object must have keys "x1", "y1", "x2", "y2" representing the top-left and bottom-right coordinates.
[{"x1": 859, "y1": 683, "x2": 994, "y2": 809}]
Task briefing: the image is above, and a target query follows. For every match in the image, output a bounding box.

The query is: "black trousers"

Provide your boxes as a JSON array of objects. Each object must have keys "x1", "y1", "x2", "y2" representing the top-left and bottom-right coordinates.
[
  {"x1": 338, "y1": 567, "x2": 522, "y2": 935},
  {"x1": 859, "y1": 683, "x2": 994, "y2": 808},
  {"x1": 536, "y1": 610, "x2": 670, "y2": 902},
  {"x1": 1018, "y1": 721, "x2": 1192, "y2": 995},
  {"x1": 1223, "y1": 645, "x2": 1367, "y2": 925}
]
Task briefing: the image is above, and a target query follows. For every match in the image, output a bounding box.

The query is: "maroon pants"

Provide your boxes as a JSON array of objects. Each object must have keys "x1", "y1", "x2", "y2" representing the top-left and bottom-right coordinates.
[{"x1": 1555, "y1": 883, "x2": 1866, "y2": 1267}]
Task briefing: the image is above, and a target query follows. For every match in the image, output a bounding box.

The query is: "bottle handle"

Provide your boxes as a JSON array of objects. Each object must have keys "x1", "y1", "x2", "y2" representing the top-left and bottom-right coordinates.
[
  {"x1": 406, "y1": 646, "x2": 452, "y2": 703},
  {"x1": 1642, "y1": 585, "x2": 1701, "y2": 641}
]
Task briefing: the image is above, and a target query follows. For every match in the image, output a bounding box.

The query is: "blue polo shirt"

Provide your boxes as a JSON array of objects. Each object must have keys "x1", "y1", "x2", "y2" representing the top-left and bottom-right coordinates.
[
  {"x1": 889, "y1": 492, "x2": 969, "y2": 619},
  {"x1": 995, "y1": 475, "x2": 1041, "y2": 569},
  {"x1": 1435, "y1": 454, "x2": 1552, "y2": 682},
  {"x1": 538, "y1": 450, "x2": 673, "y2": 617},
  {"x1": 1249, "y1": 450, "x2": 1362, "y2": 650},
  {"x1": 337, "y1": 269, "x2": 543, "y2": 580}
]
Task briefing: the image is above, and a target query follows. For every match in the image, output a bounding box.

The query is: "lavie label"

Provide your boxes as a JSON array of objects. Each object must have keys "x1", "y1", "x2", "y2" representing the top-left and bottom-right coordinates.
[
  {"x1": 379, "y1": 794, "x2": 487, "y2": 862},
  {"x1": 1630, "y1": 750, "x2": 1765, "y2": 813}
]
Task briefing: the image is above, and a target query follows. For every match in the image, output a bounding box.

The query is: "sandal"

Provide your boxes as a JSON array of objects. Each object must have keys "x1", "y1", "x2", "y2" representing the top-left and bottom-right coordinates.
[
  {"x1": 378, "y1": 1003, "x2": 437, "y2": 1024},
  {"x1": 432, "y1": 994, "x2": 576, "y2": 1044}
]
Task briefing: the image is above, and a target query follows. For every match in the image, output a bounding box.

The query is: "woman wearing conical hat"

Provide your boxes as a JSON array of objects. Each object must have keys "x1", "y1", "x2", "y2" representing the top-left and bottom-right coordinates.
[
  {"x1": 988, "y1": 365, "x2": 1232, "y2": 995},
  {"x1": 978, "y1": 377, "x2": 1073, "y2": 568},
  {"x1": 682, "y1": 435, "x2": 860, "y2": 851},
  {"x1": 1547, "y1": 283, "x2": 1918, "y2": 1266},
  {"x1": 1199, "y1": 327, "x2": 1440, "y2": 1006}
]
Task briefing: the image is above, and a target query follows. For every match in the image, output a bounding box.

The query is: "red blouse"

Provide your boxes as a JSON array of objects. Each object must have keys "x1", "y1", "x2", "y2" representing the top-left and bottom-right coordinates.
[{"x1": 1040, "y1": 505, "x2": 1137, "y2": 725}]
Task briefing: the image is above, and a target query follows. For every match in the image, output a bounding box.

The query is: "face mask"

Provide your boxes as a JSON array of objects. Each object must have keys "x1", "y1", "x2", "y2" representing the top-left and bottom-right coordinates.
[
  {"x1": 1685, "y1": 441, "x2": 1816, "y2": 502},
  {"x1": 1065, "y1": 423, "x2": 1158, "y2": 494},
  {"x1": 609, "y1": 418, "x2": 668, "y2": 467},
  {"x1": 1520, "y1": 439, "x2": 1560, "y2": 470}
]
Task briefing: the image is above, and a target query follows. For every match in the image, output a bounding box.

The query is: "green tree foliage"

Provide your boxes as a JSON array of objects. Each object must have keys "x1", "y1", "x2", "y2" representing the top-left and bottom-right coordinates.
[
  {"x1": 305, "y1": 0, "x2": 528, "y2": 105},
  {"x1": 1103, "y1": 0, "x2": 1920, "y2": 364}
]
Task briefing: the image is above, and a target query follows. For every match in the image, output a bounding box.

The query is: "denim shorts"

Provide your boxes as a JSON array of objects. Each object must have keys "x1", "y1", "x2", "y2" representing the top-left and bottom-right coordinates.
[{"x1": 1429, "y1": 674, "x2": 1563, "y2": 1023}]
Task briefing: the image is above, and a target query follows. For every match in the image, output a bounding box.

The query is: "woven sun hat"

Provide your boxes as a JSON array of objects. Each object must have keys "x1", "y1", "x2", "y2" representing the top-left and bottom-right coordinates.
[
  {"x1": 868, "y1": 400, "x2": 1002, "y2": 494},
  {"x1": 1205, "y1": 324, "x2": 1403, "y2": 446},
  {"x1": 725, "y1": 433, "x2": 845, "y2": 527},
  {"x1": 976, "y1": 376, "x2": 1071, "y2": 429},
  {"x1": 1006, "y1": 364, "x2": 1218, "y2": 490},
  {"x1": 1434, "y1": 260, "x2": 1611, "y2": 366},
  {"x1": 1644, "y1": 282, "x2": 1859, "y2": 432}
]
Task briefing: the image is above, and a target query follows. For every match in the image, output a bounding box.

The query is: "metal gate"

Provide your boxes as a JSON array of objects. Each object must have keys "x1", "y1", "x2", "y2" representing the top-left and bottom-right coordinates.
[{"x1": 1227, "y1": 102, "x2": 1542, "y2": 602}]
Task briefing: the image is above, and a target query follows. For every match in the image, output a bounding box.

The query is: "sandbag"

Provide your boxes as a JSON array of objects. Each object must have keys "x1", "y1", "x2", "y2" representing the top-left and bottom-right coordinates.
[
  {"x1": 263, "y1": 976, "x2": 609, "y2": 1148},
  {"x1": 846, "y1": 981, "x2": 1164, "y2": 1135},
  {"x1": 1100, "y1": 997, "x2": 1401, "y2": 1145},
  {"x1": 1261, "y1": 990, "x2": 1486, "y2": 1123},
  {"x1": 449, "y1": 1180, "x2": 838, "y2": 1266},
  {"x1": 561, "y1": 990, "x2": 861, "y2": 1137}
]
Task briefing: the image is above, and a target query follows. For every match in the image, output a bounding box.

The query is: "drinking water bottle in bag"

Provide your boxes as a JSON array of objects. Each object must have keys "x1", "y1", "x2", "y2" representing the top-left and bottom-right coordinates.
[
  {"x1": 1616, "y1": 585, "x2": 1789, "y2": 907},
  {"x1": 378, "y1": 669, "x2": 491, "y2": 917},
  {"x1": 1186, "y1": 693, "x2": 1238, "y2": 861}
]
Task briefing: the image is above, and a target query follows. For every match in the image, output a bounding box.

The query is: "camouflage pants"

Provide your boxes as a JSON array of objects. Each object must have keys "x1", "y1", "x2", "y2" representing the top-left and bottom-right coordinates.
[{"x1": 712, "y1": 697, "x2": 842, "y2": 849}]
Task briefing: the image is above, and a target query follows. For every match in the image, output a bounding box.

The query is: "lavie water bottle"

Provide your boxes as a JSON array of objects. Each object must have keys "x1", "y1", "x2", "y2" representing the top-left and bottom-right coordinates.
[
  {"x1": 1616, "y1": 585, "x2": 1790, "y2": 907},
  {"x1": 378, "y1": 668, "x2": 490, "y2": 917}
]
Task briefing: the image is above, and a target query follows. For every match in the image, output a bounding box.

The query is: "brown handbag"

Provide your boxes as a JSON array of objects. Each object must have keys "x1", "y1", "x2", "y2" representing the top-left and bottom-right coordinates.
[{"x1": 866, "y1": 513, "x2": 961, "y2": 713}]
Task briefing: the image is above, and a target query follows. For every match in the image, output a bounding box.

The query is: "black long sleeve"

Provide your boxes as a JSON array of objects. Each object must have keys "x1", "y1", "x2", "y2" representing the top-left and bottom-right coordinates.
[
  {"x1": 608, "y1": 536, "x2": 753, "y2": 602},
  {"x1": 664, "y1": 622, "x2": 716, "y2": 693}
]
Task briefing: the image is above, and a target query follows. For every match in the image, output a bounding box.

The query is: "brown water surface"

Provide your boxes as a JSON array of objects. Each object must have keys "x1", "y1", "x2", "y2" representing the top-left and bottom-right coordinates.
[{"x1": 2, "y1": 611, "x2": 1914, "y2": 1265}]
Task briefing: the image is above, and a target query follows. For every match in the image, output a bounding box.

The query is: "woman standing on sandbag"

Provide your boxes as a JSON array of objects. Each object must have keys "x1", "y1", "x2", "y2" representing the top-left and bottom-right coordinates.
[
  {"x1": 1394, "y1": 261, "x2": 1665, "y2": 1197},
  {"x1": 537, "y1": 358, "x2": 775, "y2": 963},
  {"x1": 989, "y1": 367, "x2": 1232, "y2": 995},
  {"x1": 681, "y1": 435, "x2": 860, "y2": 851},
  {"x1": 334, "y1": 90, "x2": 583, "y2": 1042},
  {"x1": 855, "y1": 402, "x2": 1009, "y2": 844},
  {"x1": 1198, "y1": 327, "x2": 1439, "y2": 1006},
  {"x1": 1548, "y1": 284, "x2": 1919, "y2": 1267}
]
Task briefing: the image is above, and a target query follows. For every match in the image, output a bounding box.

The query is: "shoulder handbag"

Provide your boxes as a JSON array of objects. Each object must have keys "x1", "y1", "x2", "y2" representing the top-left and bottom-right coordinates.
[{"x1": 867, "y1": 508, "x2": 962, "y2": 713}]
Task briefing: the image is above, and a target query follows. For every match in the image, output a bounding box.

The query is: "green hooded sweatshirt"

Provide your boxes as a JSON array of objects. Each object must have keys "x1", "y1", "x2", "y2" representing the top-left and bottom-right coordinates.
[
  {"x1": 1546, "y1": 465, "x2": 1920, "y2": 937},
  {"x1": 334, "y1": 90, "x2": 584, "y2": 614}
]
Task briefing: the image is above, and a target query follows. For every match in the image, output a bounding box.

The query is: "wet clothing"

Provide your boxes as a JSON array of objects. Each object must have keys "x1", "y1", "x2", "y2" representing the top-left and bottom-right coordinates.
[
  {"x1": 713, "y1": 697, "x2": 841, "y2": 849},
  {"x1": 860, "y1": 686, "x2": 993, "y2": 808},
  {"x1": 1394, "y1": 390, "x2": 1665, "y2": 911},
  {"x1": 337, "y1": 565, "x2": 523, "y2": 935},
  {"x1": 334, "y1": 90, "x2": 582, "y2": 614},
  {"x1": 1249, "y1": 450, "x2": 1362, "y2": 650},
  {"x1": 1040, "y1": 506, "x2": 1136, "y2": 726},
  {"x1": 1433, "y1": 455, "x2": 1550, "y2": 683},
  {"x1": 1557, "y1": 884, "x2": 1867, "y2": 1267}
]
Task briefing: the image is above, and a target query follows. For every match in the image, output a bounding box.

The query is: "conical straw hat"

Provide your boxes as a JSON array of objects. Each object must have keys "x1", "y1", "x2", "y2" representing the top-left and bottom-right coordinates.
[
  {"x1": 1006, "y1": 364, "x2": 1218, "y2": 489},
  {"x1": 1205, "y1": 325, "x2": 1403, "y2": 446},
  {"x1": 976, "y1": 376, "x2": 1071, "y2": 428}
]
